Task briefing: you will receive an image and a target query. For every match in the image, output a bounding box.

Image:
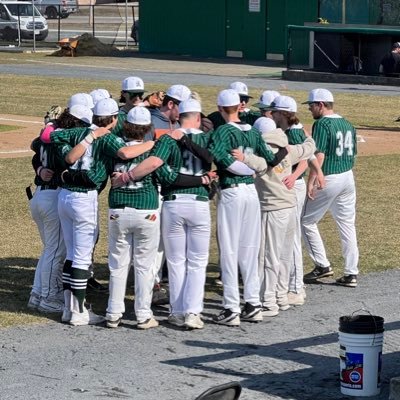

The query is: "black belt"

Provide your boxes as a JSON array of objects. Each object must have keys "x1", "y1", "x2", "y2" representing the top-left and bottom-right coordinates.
[
  {"x1": 163, "y1": 195, "x2": 209, "y2": 202},
  {"x1": 40, "y1": 185, "x2": 59, "y2": 191},
  {"x1": 220, "y1": 182, "x2": 252, "y2": 190}
]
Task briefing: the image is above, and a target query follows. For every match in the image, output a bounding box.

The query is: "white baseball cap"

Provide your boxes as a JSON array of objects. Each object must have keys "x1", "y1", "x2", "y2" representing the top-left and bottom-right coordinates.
[
  {"x1": 217, "y1": 89, "x2": 240, "y2": 107},
  {"x1": 68, "y1": 93, "x2": 95, "y2": 110},
  {"x1": 253, "y1": 117, "x2": 277, "y2": 134},
  {"x1": 122, "y1": 76, "x2": 145, "y2": 93},
  {"x1": 90, "y1": 89, "x2": 110, "y2": 105},
  {"x1": 166, "y1": 85, "x2": 191, "y2": 102},
  {"x1": 267, "y1": 96, "x2": 297, "y2": 113},
  {"x1": 127, "y1": 106, "x2": 151, "y2": 125},
  {"x1": 253, "y1": 90, "x2": 280, "y2": 109},
  {"x1": 69, "y1": 104, "x2": 93, "y2": 125},
  {"x1": 179, "y1": 99, "x2": 202, "y2": 114},
  {"x1": 303, "y1": 88, "x2": 334, "y2": 104},
  {"x1": 93, "y1": 98, "x2": 119, "y2": 116},
  {"x1": 229, "y1": 81, "x2": 252, "y2": 98}
]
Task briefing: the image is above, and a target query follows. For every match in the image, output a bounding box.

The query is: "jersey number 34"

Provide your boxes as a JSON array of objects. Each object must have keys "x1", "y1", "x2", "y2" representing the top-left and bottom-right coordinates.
[{"x1": 336, "y1": 130, "x2": 353, "y2": 157}]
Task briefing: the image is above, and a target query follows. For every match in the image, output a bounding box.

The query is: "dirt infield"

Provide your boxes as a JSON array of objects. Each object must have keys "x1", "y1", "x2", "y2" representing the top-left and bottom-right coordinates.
[{"x1": 1, "y1": 114, "x2": 400, "y2": 158}]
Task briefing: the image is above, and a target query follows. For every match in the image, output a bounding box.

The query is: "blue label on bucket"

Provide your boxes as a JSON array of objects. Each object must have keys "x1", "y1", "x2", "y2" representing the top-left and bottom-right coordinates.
[{"x1": 341, "y1": 352, "x2": 363, "y2": 389}]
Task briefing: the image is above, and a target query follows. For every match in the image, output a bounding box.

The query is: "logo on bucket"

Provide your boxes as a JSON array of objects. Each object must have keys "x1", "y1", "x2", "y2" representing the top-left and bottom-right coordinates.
[{"x1": 340, "y1": 352, "x2": 363, "y2": 389}]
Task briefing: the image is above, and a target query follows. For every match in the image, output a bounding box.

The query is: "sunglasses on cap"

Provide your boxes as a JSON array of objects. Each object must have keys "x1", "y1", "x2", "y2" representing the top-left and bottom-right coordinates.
[{"x1": 239, "y1": 96, "x2": 250, "y2": 104}]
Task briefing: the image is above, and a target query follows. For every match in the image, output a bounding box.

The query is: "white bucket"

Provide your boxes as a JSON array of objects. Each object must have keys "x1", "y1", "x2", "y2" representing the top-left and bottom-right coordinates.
[{"x1": 339, "y1": 315, "x2": 384, "y2": 397}]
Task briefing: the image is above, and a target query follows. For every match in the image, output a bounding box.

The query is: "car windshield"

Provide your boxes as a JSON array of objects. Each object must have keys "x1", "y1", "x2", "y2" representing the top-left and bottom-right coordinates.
[{"x1": 7, "y1": 4, "x2": 41, "y2": 17}]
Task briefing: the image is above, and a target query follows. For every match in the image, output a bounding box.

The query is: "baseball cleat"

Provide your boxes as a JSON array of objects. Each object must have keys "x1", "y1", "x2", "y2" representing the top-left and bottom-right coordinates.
[
  {"x1": 137, "y1": 317, "x2": 159, "y2": 330},
  {"x1": 168, "y1": 314, "x2": 185, "y2": 327},
  {"x1": 27, "y1": 293, "x2": 41, "y2": 310},
  {"x1": 287, "y1": 291, "x2": 305, "y2": 306},
  {"x1": 185, "y1": 313, "x2": 204, "y2": 329},
  {"x1": 335, "y1": 275, "x2": 357, "y2": 288},
  {"x1": 38, "y1": 299, "x2": 64, "y2": 313},
  {"x1": 240, "y1": 303, "x2": 263, "y2": 322},
  {"x1": 213, "y1": 309, "x2": 240, "y2": 326},
  {"x1": 303, "y1": 266, "x2": 333, "y2": 282},
  {"x1": 69, "y1": 308, "x2": 105, "y2": 326},
  {"x1": 261, "y1": 307, "x2": 279, "y2": 317}
]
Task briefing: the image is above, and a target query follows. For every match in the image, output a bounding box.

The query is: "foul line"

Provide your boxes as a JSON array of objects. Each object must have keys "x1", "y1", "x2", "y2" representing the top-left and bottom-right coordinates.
[
  {"x1": 0, "y1": 149, "x2": 32, "y2": 154},
  {"x1": 0, "y1": 117, "x2": 42, "y2": 125}
]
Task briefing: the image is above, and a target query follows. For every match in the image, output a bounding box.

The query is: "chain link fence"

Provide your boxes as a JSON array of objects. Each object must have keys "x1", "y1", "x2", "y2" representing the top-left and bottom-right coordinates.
[{"x1": 0, "y1": 2, "x2": 139, "y2": 50}]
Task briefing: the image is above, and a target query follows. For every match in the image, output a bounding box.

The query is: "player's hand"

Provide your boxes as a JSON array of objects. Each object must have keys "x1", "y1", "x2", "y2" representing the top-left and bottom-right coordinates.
[
  {"x1": 231, "y1": 149, "x2": 244, "y2": 161},
  {"x1": 282, "y1": 174, "x2": 296, "y2": 189},
  {"x1": 92, "y1": 126, "x2": 110, "y2": 139},
  {"x1": 111, "y1": 171, "x2": 130, "y2": 188},
  {"x1": 168, "y1": 129, "x2": 184, "y2": 141},
  {"x1": 144, "y1": 140, "x2": 155, "y2": 151},
  {"x1": 206, "y1": 171, "x2": 218, "y2": 181},
  {"x1": 39, "y1": 167, "x2": 54, "y2": 182},
  {"x1": 315, "y1": 171, "x2": 326, "y2": 189}
]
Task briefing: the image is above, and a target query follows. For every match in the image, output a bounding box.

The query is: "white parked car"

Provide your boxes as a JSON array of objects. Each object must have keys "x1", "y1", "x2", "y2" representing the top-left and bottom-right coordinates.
[{"x1": 0, "y1": 1, "x2": 48, "y2": 40}]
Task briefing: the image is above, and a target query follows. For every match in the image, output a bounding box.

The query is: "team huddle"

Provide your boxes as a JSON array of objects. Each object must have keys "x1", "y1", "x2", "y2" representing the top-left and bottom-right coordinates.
[{"x1": 27, "y1": 77, "x2": 359, "y2": 329}]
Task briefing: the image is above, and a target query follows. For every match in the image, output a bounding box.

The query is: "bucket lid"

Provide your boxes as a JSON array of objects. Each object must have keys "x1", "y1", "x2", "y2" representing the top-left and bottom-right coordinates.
[{"x1": 339, "y1": 315, "x2": 384, "y2": 334}]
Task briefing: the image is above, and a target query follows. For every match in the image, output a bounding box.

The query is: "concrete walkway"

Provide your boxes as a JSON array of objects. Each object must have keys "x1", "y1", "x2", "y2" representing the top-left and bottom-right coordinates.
[{"x1": 0, "y1": 269, "x2": 399, "y2": 399}]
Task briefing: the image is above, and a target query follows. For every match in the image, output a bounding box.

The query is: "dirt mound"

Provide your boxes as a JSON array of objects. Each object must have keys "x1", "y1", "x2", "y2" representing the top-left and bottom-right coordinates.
[{"x1": 52, "y1": 33, "x2": 119, "y2": 57}]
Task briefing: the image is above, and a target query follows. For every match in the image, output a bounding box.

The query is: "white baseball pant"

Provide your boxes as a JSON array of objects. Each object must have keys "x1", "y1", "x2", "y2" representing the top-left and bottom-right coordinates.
[
  {"x1": 107, "y1": 207, "x2": 159, "y2": 322},
  {"x1": 218, "y1": 183, "x2": 261, "y2": 313},
  {"x1": 259, "y1": 207, "x2": 296, "y2": 310},
  {"x1": 30, "y1": 187, "x2": 65, "y2": 300},
  {"x1": 289, "y1": 178, "x2": 306, "y2": 293},
  {"x1": 162, "y1": 194, "x2": 210, "y2": 316},
  {"x1": 302, "y1": 170, "x2": 359, "y2": 276}
]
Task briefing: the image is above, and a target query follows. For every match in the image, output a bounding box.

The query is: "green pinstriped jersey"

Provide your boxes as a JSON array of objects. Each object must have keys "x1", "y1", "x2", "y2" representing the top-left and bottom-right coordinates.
[
  {"x1": 32, "y1": 137, "x2": 68, "y2": 187},
  {"x1": 207, "y1": 110, "x2": 261, "y2": 129},
  {"x1": 109, "y1": 141, "x2": 159, "y2": 210},
  {"x1": 286, "y1": 124, "x2": 308, "y2": 179},
  {"x1": 209, "y1": 122, "x2": 275, "y2": 187},
  {"x1": 111, "y1": 109, "x2": 128, "y2": 138},
  {"x1": 151, "y1": 129, "x2": 211, "y2": 197},
  {"x1": 312, "y1": 114, "x2": 357, "y2": 175},
  {"x1": 50, "y1": 128, "x2": 125, "y2": 192}
]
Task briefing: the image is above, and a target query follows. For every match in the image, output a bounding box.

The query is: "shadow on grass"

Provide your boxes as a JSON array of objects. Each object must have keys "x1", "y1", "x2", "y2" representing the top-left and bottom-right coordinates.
[
  {"x1": 357, "y1": 126, "x2": 400, "y2": 132},
  {"x1": 162, "y1": 320, "x2": 400, "y2": 400}
]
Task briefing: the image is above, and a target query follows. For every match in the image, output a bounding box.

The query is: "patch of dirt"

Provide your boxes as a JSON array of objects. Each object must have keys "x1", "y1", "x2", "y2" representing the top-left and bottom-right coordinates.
[{"x1": 1, "y1": 114, "x2": 399, "y2": 158}]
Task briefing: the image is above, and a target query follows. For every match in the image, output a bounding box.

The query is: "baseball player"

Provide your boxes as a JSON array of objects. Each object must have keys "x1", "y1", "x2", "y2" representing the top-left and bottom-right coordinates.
[
  {"x1": 40, "y1": 99, "x2": 132, "y2": 325},
  {"x1": 28, "y1": 138, "x2": 66, "y2": 313},
  {"x1": 301, "y1": 88, "x2": 359, "y2": 287},
  {"x1": 113, "y1": 77, "x2": 150, "y2": 140},
  {"x1": 268, "y1": 95, "x2": 312, "y2": 305},
  {"x1": 112, "y1": 99, "x2": 217, "y2": 329},
  {"x1": 208, "y1": 89, "x2": 288, "y2": 326},
  {"x1": 253, "y1": 90, "x2": 280, "y2": 120},
  {"x1": 207, "y1": 82, "x2": 259, "y2": 129},
  {"x1": 231, "y1": 117, "x2": 316, "y2": 316},
  {"x1": 106, "y1": 107, "x2": 160, "y2": 330}
]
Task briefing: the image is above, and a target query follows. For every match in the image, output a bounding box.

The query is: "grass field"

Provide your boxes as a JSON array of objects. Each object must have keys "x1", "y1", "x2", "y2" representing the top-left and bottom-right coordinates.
[
  {"x1": 0, "y1": 124, "x2": 19, "y2": 132},
  {"x1": 0, "y1": 53, "x2": 399, "y2": 328}
]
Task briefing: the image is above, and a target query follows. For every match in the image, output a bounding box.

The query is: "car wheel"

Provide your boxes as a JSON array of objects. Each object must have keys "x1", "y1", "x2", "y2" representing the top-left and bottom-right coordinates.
[{"x1": 46, "y1": 6, "x2": 58, "y2": 19}]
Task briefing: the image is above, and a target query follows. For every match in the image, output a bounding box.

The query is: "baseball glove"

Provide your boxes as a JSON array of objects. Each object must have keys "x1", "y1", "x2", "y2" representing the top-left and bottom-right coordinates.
[{"x1": 143, "y1": 91, "x2": 165, "y2": 108}]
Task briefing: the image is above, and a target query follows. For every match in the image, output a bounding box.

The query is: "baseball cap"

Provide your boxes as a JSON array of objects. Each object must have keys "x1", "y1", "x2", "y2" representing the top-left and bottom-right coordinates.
[
  {"x1": 69, "y1": 104, "x2": 93, "y2": 125},
  {"x1": 303, "y1": 88, "x2": 334, "y2": 104},
  {"x1": 90, "y1": 89, "x2": 110, "y2": 105},
  {"x1": 217, "y1": 89, "x2": 240, "y2": 107},
  {"x1": 127, "y1": 106, "x2": 151, "y2": 125},
  {"x1": 253, "y1": 117, "x2": 277, "y2": 134},
  {"x1": 267, "y1": 96, "x2": 297, "y2": 112},
  {"x1": 253, "y1": 90, "x2": 280, "y2": 109},
  {"x1": 179, "y1": 99, "x2": 202, "y2": 114},
  {"x1": 68, "y1": 93, "x2": 95, "y2": 110},
  {"x1": 122, "y1": 76, "x2": 145, "y2": 93},
  {"x1": 93, "y1": 98, "x2": 119, "y2": 116},
  {"x1": 229, "y1": 81, "x2": 252, "y2": 98},
  {"x1": 393, "y1": 42, "x2": 400, "y2": 49},
  {"x1": 166, "y1": 85, "x2": 191, "y2": 102}
]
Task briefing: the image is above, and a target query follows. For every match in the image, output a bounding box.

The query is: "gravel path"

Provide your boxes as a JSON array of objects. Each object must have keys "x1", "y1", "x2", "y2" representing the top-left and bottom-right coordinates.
[{"x1": 1, "y1": 269, "x2": 399, "y2": 400}]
